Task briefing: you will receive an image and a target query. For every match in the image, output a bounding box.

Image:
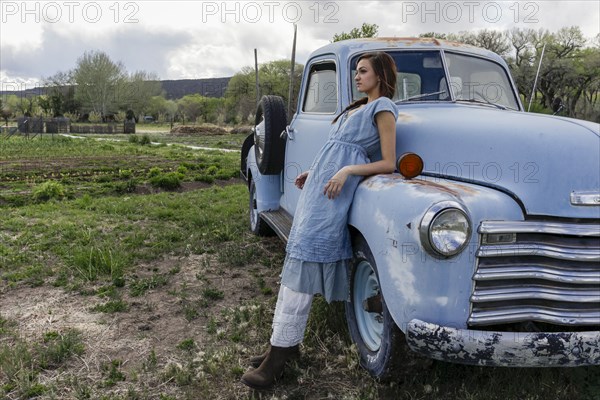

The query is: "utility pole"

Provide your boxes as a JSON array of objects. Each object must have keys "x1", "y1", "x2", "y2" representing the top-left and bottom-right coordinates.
[
  {"x1": 254, "y1": 49, "x2": 260, "y2": 104},
  {"x1": 287, "y1": 23, "x2": 298, "y2": 121}
]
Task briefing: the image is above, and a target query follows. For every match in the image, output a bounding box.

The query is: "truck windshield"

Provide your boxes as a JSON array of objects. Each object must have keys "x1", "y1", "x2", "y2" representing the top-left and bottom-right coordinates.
[
  {"x1": 351, "y1": 51, "x2": 449, "y2": 102},
  {"x1": 350, "y1": 51, "x2": 519, "y2": 111}
]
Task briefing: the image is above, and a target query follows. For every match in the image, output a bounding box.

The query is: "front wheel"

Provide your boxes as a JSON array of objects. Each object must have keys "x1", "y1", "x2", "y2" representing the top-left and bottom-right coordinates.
[{"x1": 345, "y1": 235, "x2": 406, "y2": 380}]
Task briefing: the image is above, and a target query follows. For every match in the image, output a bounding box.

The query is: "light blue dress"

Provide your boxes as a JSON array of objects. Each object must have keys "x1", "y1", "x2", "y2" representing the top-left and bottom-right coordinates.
[{"x1": 281, "y1": 96, "x2": 399, "y2": 303}]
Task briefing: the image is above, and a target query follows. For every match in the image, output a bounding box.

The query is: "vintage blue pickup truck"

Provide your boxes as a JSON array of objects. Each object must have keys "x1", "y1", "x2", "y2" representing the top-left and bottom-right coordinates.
[{"x1": 240, "y1": 37, "x2": 600, "y2": 378}]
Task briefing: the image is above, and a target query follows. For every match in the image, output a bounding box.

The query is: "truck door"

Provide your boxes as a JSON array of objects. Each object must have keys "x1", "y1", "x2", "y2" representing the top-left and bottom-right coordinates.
[{"x1": 280, "y1": 58, "x2": 339, "y2": 216}]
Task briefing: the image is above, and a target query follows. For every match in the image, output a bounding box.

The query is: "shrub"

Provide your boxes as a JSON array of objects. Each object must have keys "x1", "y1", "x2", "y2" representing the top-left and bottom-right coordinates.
[
  {"x1": 113, "y1": 179, "x2": 137, "y2": 194},
  {"x1": 91, "y1": 300, "x2": 128, "y2": 313},
  {"x1": 176, "y1": 338, "x2": 196, "y2": 351},
  {"x1": 179, "y1": 161, "x2": 198, "y2": 171},
  {"x1": 119, "y1": 169, "x2": 133, "y2": 179},
  {"x1": 150, "y1": 172, "x2": 183, "y2": 190},
  {"x1": 195, "y1": 175, "x2": 214, "y2": 184},
  {"x1": 128, "y1": 134, "x2": 151, "y2": 145},
  {"x1": 139, "y1": 134, "x2": 152, "y2": 145},
  {"x1": 32, "y1": 181, "x2": 66, "y2": 202},
  {"x1": 94, "y1": 174, "x2": 113, "y2": 183},
  {"x1": 147, "y1": 167, "x2": 162, "y2": 178},
  {"x1": 39, "y1": 329, "x2": 85, "y2": 369},
  {"x1": 88, "y1": 111, "x2": 102, "y2": 123}
]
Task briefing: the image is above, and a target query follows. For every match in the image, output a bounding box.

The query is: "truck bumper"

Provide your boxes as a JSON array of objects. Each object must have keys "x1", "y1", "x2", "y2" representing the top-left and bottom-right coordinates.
[{"x1": 406, "y1": 319, "x2": 600, "y2": 367}]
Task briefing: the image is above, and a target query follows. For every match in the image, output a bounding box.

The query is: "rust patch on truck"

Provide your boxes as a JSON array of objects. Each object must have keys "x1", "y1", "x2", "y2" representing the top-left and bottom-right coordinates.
[
  {"x1": 362, "y1": 175, "x2": 480, "y2": 198},
  {"x1": 405, "y1": 179, "x2": 480, "y2": 196},
  {"x1": 404, "y1": 179, "x2": 461, "y2": 196},
  {"x1": 357, "y1": 37, "x2": 477, "y2": 49},
  {"x1": 397, "y1": 113, "x2": 416, "y2": 123}
]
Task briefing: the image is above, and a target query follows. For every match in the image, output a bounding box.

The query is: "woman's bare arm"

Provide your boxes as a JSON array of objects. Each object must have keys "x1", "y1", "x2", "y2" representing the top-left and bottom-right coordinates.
[{"x1": 323, "y1": 111, "x2": 396, "y2": 199}]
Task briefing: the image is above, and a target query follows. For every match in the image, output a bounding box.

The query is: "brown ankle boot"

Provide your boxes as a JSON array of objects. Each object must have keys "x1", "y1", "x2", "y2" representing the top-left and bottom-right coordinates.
[
  {"x1": 241, "y1": 345, "x2": 297, "y2": 389},
  {"x1": 248, "y1": 344, "x2": 300, "y2": 368}
]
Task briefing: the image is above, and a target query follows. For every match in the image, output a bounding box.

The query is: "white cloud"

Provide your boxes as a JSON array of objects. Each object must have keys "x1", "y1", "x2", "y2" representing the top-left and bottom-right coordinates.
[{"x1": 1, "y1": 1, "x2": 598, "y2": 87}]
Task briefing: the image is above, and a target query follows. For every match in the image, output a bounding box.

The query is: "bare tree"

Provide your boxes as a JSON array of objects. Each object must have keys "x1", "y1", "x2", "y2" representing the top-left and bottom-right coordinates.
[
  {"x1": 332, "y1": 23, "x2": 379, "y2": 43},
  {"x1": 225, "y1": 60, "x2": 303, "y2": 123},
  {"x1": 553, "y1": 26, "x2": 586, "y2": 58},
  {"x1": 508, "y1": 28, "x2": 535, "y2": 67},
  {"x1": 120, "y1": 71, "x2": 162, "y2": 119},
  {"x1": 73, "y1": 51, "x2": 127, "y2": 118},
  {"x1": 0, "y1": 99, "x2": 13, "y2": 126},
  {"x1": 419, "y1": 32, "x2": 447, "y2": 40},
  {"x1": 42, "y1": 71, "x2": 78, "y2": 117},
  {"x1": 448, "y1": 30, "x2": 510, "y2": 56}
]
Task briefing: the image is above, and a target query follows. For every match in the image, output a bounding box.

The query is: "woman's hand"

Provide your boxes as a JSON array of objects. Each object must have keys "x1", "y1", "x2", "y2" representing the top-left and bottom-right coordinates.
[
  {"x1": 323, "y1": 167, "x2": 350, "y2": 199},
  {"x1": 295, "y1": 171, "x2": 309, "y2": 189}
]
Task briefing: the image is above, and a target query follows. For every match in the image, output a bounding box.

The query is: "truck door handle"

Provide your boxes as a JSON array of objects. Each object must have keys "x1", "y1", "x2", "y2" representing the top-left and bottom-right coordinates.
[{"x1": 283, "y1": 126, "x2": 295, "y2": 140}]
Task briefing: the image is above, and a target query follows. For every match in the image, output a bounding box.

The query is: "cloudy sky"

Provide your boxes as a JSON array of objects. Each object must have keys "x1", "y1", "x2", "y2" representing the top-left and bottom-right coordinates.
[{"x1": 1, "y1": 0, "x2": 598, "y2": 90}]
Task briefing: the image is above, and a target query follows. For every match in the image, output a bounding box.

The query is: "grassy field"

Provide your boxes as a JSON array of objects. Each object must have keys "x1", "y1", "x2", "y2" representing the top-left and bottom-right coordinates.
[{"x1": 0, "y1": 133, "x2": 598, "y2": 399}]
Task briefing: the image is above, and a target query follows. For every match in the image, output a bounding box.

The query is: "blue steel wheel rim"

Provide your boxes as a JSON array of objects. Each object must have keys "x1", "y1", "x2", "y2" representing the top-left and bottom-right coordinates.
[
  {"x1": 250, "y1": 184, "x2": 259, "y2": 230},
  {"x1": 353, "y1": 260, "x2": 383, "y2": 352}
]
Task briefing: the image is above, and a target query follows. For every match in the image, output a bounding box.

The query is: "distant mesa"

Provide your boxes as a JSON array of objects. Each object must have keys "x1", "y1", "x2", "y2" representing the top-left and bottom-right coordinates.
[
  {"x1": 0, "y1": 77, "x2": 232, "y2": 99},
  {"x1": 158, "y1": 77, "x2": 231, "y2": 99}
]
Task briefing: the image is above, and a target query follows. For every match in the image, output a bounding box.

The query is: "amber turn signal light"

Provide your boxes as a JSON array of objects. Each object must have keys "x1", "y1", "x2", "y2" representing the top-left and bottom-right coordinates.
[{"x1": 397, "y1": 153, "x2": 423, "y2": 179}]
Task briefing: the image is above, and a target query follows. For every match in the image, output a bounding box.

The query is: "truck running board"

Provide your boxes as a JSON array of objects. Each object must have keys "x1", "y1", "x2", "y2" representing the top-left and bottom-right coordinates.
[{"x1": 260, "y1": 209, "x2": 293, "y2": 244}]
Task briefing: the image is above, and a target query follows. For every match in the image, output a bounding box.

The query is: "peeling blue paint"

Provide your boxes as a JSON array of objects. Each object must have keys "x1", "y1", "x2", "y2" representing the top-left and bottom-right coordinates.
[{"x1": 406, "y1": 319, "x2": 600, "y2": 367}]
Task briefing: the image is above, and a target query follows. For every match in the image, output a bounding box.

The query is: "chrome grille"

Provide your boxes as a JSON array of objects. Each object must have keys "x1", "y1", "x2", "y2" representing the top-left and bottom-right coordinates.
[{"x1": 469, "y1": 220, "x2": 600, "y2": 327}]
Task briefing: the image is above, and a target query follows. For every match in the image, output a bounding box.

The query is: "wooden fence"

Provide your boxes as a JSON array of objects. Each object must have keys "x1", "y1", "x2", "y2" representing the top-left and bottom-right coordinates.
[{"x1": 8, "y1": 118, "x2": 135, "y2": 136}]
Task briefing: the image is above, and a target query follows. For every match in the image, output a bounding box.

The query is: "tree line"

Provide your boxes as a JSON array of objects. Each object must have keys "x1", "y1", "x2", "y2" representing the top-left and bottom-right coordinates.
[
  {"x1": 420, "y1": 26, "x2": 599, "y2": 121},
  {"x1": 1, "y1": 51, "x2": 163, "y2": 124},
  {"x1": 1, "y1": 25, "x2": 598, "y2": 126},
  {"x1": 0, "y1": 49, "x2": 303, "y2": 126}
]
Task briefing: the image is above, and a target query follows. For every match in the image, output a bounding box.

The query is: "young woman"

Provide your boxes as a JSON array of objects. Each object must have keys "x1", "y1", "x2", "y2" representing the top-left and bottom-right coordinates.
[{"x1": 241, "y1": 51, "x2": 399, "y2": 390}]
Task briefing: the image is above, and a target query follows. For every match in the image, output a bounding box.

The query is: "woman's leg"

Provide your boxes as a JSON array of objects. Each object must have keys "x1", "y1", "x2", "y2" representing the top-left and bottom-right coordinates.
[
  {"x1": 270, "y1": 284, "x2": 313, "y2": 347},
  {"x1": 241, "y1": 285, "x2": 313, "y2": 389}
]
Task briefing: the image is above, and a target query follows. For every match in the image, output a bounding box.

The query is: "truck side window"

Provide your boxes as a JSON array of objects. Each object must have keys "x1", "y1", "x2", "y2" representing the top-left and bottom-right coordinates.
[{"x1": 303, "y1": 62, "x2": 337, "y2": 113}]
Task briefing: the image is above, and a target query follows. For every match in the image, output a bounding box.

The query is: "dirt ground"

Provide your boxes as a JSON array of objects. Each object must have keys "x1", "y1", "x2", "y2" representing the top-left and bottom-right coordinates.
[{"x1": 0, "y1": 249, "x2": 281, "y2": 398}]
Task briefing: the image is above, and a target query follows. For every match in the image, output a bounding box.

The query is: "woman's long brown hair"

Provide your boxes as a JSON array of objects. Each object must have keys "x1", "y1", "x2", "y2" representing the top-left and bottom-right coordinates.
[{"x1": 332, "y1": 52, "x2": 397, "y2": 124}]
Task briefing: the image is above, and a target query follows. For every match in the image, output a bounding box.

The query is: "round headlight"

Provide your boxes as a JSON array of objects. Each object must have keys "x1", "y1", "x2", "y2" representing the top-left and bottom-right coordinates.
[{"x1": 420, "y1": 203, "x2": 471, "y2": 258}]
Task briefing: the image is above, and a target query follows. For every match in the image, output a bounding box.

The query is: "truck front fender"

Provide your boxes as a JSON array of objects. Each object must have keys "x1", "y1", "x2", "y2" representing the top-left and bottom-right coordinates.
[{"x1": 348, "y1": 174, "x2": 524, "y2": 332}]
